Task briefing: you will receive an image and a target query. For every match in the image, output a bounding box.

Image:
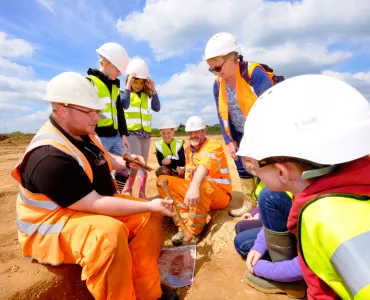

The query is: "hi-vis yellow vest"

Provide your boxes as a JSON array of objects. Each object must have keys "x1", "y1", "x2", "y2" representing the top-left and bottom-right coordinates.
[
  {"x1": 11, "y1": 120, "x2": 117, "y2": 265},
  {"x1": 155, "y1": 139, "x2": 184, "y2": 160},
  {"x1": 298, "y1": 193, "x2": 370, "y2": 300},
  {"x1": 124, "y1": 92, "x2": 152, "y2": 132},
  {"x1": 87, "y1": 75, "x2": 119, "y2": 130},
  {"x1": 252, "y1": 178, "x2": 293, "y2": 201},
  {"x1": 217, "y1": 62, "x2": 264, "y2": 143}
]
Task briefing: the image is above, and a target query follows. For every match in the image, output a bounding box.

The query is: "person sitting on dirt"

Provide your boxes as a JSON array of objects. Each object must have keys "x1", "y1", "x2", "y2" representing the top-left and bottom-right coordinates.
[
  {"x1": 11, "y1": 72, "x2": 177, "y2": 300},
  {"x1": 234, "y1": 181, "x2": 305, "y2": 298},
  {"x1": 157, "y1": 116, "x2": 232, "y2": 246},
  {"x1": 155, "y1": 119, "x2": 185, "y2": 179},
  {"x1": 236, "y1": 74, "x2": 370, "y2": 300}
]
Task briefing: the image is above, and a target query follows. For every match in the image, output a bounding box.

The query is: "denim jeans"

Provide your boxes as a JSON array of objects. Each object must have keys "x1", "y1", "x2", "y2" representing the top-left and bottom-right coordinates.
[
  {"x1": 231, "y1": 130, "x2": 254, "y2": 179},
  {"x1": 233, "y1": 186, "x2": 292, "y2": 256},
  {"x1": 99, "y1": 134, "x2": 123, "y2": 156}
]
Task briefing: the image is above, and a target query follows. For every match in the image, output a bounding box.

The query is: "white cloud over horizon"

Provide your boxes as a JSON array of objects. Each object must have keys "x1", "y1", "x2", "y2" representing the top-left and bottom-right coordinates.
[{"x1": 1, "y1": 0, "x2": 370, "y2": 133}]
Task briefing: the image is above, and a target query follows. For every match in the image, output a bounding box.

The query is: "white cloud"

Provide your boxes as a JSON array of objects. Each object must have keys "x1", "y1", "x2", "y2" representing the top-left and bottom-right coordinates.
[
  {"x1": 35, "y1": 0, "x2": 119, "y2": 43},
  {"x1": 153, "y1": 62, "x2": 218, "y2": 127},
  {"x1": 117, "y1": 0, "x2": 370, "y2": 62},
  {"x1": 0, "y1": 32, "x2": 49, "y2": 133},
  {"x1": 0, "y1": 32, "x2": 34, "y2": 58},
  {"x1": 36, "y1": 0, "x2": 56, "y2": 15},
  {"x1": 1, "y1": 106, "x2": 51, "y2": 134},
  {"x1": 0, "y1": 57, "x2": 35, "y2": 77},
  {"x1": 321, "y1": 70, "x2": 370, "y2": 100}
]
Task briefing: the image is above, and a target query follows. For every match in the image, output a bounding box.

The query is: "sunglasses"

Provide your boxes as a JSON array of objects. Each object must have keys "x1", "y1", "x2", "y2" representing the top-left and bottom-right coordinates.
[
  {"x1": 68, "y1": 106, "x2": 101, "y2": 117},
  {"x1": 84, "y1": 143, "x2": 107, "y2": 166},
  {"x1": 208, "y1": 60, "x2": 227, "y2": 73}
]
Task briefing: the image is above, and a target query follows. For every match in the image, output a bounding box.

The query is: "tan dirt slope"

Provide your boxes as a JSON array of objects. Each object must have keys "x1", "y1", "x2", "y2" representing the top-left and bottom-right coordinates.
[{"x1": 0, "y1": 135, "x2": 290, "y2": 300}]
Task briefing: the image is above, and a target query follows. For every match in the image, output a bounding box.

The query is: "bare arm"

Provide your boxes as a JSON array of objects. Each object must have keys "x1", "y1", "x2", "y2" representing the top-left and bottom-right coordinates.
[{"x1": 69, "y1": 190, "x2": 173, "y2": 217}]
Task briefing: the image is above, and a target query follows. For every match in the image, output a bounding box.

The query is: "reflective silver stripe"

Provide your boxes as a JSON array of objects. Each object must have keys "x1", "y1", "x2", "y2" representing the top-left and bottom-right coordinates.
[
  {"x1": 155, "y1": 141, "x2": 163, "y2": 153},
  {"x1": 17, "y1": 215, "x2": 65, "y2": 236},
  {"x1": 30, "y1": 132, "x2": 84, "y2": 169},
  {"x1": 223, "y1": 120, "x2": 229, "y2": 128},
  {"x1": 165, "y1": 155, "x2": 178, "y2": 160},
  {"x1": 202, "y1": 152, "x2": 221, "y2": 169},
  {"x1": 188, "y1": 211, "x2": 205, "y2": 219},
  {"x1": 125, "y1": 107, "x2": 142, "y2": 113},
  {"x1": 331, "y1": 230, "x2": 370, "y2": 296},
  {"x1": 100, "y1": 96, "x2": 111, "y2": 105},
  {"x1": 220, "y1": 168, "x2": 229, "y2": 174},
  {"x1": 126, "y1": 119, "x2": 151, "y2": 126},
  {"x1": 19, "y1": 189, "x2": 58, "y2": 211},
  {"x1": 100, "y1": 111, "x2": 112, "y2": 119},
  {"x1": 208, "y1": 178, "x2": 232, "y2": 184}
]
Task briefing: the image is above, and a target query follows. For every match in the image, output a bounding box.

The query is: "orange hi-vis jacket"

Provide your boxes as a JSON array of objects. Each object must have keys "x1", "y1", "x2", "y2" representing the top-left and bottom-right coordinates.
[
  {"x1": 11, "y1": 120, "x2": 117, "y2": 265},
  {"x1": 185, "y1": 138, "x2": 232, "y2": 195},
  {"x1": 217, "y1": 61, "x2": 266, "y2": 143}
]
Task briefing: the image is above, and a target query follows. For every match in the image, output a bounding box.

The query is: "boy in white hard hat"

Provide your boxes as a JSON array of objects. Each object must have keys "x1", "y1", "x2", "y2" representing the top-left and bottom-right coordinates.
[
  {"x1": 155, "y1": 119, "x2": 185, "y2": 178},
  {"x1": 87, "y1": 42, "x2": 131, "y2": 191},
  {"x1": 157, "y1": 116, "x2": 232, "y2": 245},
  {"x1": 11, "y1": 72, "x2": 177, "y2": 300},
  {"x1": 236, "y1": 74, "x2": 370, "y2": 300}
]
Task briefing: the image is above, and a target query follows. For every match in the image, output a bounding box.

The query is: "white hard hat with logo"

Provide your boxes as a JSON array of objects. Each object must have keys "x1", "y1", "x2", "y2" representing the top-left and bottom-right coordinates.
[
  {"x1": 185, "y1": 116, "x2": 206, "y2": 132},
  {"x1": 204, "y1": 32, "x2": 240, "y2": 61},
  {"x1": 158, "y1": 119, "x2": 177, "y2": 130},
  {"x1": 236, "y1": 74, "x2": 370, "y2": 165},
  {"x1": 126, "y1": 58, "x2": 150, "y2": 79},
  {"x1": 43, "y1": 72, "x2": 105, "y2": 110},
  {"x1": 96, "y1": 42, "x2": 129, "y2": 74}
]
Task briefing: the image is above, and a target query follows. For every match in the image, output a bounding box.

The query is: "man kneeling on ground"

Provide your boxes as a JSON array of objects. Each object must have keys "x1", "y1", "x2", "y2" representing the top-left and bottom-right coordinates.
[
  {"x1": 12, "y1": 72, "x2": 176, "y2": 300},
  {"x1": 157, "y1": 116, "x2": 232, "y2": 246}
]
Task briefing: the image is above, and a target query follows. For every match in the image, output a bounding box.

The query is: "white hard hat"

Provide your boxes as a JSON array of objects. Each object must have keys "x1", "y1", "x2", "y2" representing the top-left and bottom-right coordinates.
[
  {"x1": 236, "y1": 74, "x2": 370, "y2": 165},
  {"x1": 43, "y1": 72, "x2": 105, "y2": 110},
  {"x1": 158, "y1": 119, "x2": 177, "y2": 130},
  {"x1": 126, "y1": 58, "x2": 150, "y2": 79},
  {"x1": 96, "y1": 42, "x2": 129, "y2": 74},
  {"x1": 185, "y1": 116, "x2": 206, "y2": 132},
  {"x1": 203, "y1": 32, "x2": 240, "y2": 61}
]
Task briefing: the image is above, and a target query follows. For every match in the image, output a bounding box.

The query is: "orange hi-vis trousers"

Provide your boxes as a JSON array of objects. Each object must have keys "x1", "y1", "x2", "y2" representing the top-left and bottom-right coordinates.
[
  {"x1": 58, "y1": 195, "x2": 162, "y2": 300},
  {"x1": 157, "y1": 175, "x2": 231, "y2": 235}
]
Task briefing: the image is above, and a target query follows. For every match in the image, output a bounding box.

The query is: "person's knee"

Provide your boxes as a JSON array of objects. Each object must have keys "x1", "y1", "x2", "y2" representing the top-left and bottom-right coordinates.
[
  {"x1": 234, "y1": 234, "x2": 254, "y2": 257},
  {"x1": 99, "y1": 217, "x2": 129, "y2": 247}
]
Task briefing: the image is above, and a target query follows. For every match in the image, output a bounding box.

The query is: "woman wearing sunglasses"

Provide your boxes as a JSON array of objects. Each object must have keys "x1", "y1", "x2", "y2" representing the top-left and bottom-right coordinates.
[{"x1": 204, "y1": 32, "x2": 273, "y2": 217}]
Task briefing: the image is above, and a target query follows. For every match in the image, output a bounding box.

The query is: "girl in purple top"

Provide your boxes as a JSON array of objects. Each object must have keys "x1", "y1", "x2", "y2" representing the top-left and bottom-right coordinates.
[{"x1": 234, "y1": 187, "x2": 305, "y2": 297}]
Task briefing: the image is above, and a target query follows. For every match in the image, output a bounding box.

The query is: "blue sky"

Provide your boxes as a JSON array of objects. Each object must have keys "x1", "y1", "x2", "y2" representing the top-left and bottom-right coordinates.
[{"x1": 0, "y1": 0, "x2": 369, "y2": 133}]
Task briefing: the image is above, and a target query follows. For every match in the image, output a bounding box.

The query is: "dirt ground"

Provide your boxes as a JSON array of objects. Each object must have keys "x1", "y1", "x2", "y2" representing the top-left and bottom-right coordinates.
[{"x1": 0, "y1": 135, "x2": 290, "y2": 300}]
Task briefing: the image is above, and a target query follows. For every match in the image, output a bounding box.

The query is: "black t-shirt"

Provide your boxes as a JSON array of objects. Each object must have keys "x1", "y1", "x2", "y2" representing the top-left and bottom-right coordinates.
[{"x1": 20, "y1": 117, "x2": 116, "y2": 208}]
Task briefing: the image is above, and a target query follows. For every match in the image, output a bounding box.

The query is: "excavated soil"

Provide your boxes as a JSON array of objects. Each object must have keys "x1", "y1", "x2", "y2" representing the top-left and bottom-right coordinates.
[{"x1": 0, "y1": 135, "x2": 290, "y2": 300}]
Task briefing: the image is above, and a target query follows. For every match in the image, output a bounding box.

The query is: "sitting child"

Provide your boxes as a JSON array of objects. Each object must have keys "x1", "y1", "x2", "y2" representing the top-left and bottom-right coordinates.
[{"x1": 155, "y1": 119, "x2": 185, "y2": 178}]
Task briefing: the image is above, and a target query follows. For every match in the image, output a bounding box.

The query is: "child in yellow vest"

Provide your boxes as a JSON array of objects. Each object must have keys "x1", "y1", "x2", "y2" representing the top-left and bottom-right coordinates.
[
  {"x1": 155, "y1": 119, "x2": 185, "y2": 178},
  {"x1": 121, "y1": 58, "x2": 161, "y2": 199}
]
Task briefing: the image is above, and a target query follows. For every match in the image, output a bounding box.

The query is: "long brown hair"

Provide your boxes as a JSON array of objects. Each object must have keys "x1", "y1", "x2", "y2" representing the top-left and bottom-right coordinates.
[{"x1": 125, "y1": 76, "x2": 152, "y2": 97}]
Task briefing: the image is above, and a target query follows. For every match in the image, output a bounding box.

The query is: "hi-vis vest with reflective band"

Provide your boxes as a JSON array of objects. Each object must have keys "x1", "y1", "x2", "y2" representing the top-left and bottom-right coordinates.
[
  {"x1": 124, "y1": 92, "x2": 152, "y2": 132},
  {"x1": 155, "y1": 139, "x2": 184, "y2": 160},
  {"x1": 11, "y1": 120, "x2": 117, "y2": 265},
  {"x1": 217, "y1": 61, "x2": 267, "y2": 143},
  {"x1": 185, "y1": 139, "x2": 232, "y2": 195},
  {"x1": 252, "y1": 178, "x2": 293, "y2": 201},
  {"x1": 87, "y1": 75, "x2": 119, "y2": 130},
  {"x1": 298, "y1": 193, "x2": 370, "y2": 300}
]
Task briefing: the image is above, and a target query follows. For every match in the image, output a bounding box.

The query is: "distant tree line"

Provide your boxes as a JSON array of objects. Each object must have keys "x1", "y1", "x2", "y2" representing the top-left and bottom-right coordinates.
[{"x1": 151, "y1": 123, "x2": 222, "y2": 137}]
